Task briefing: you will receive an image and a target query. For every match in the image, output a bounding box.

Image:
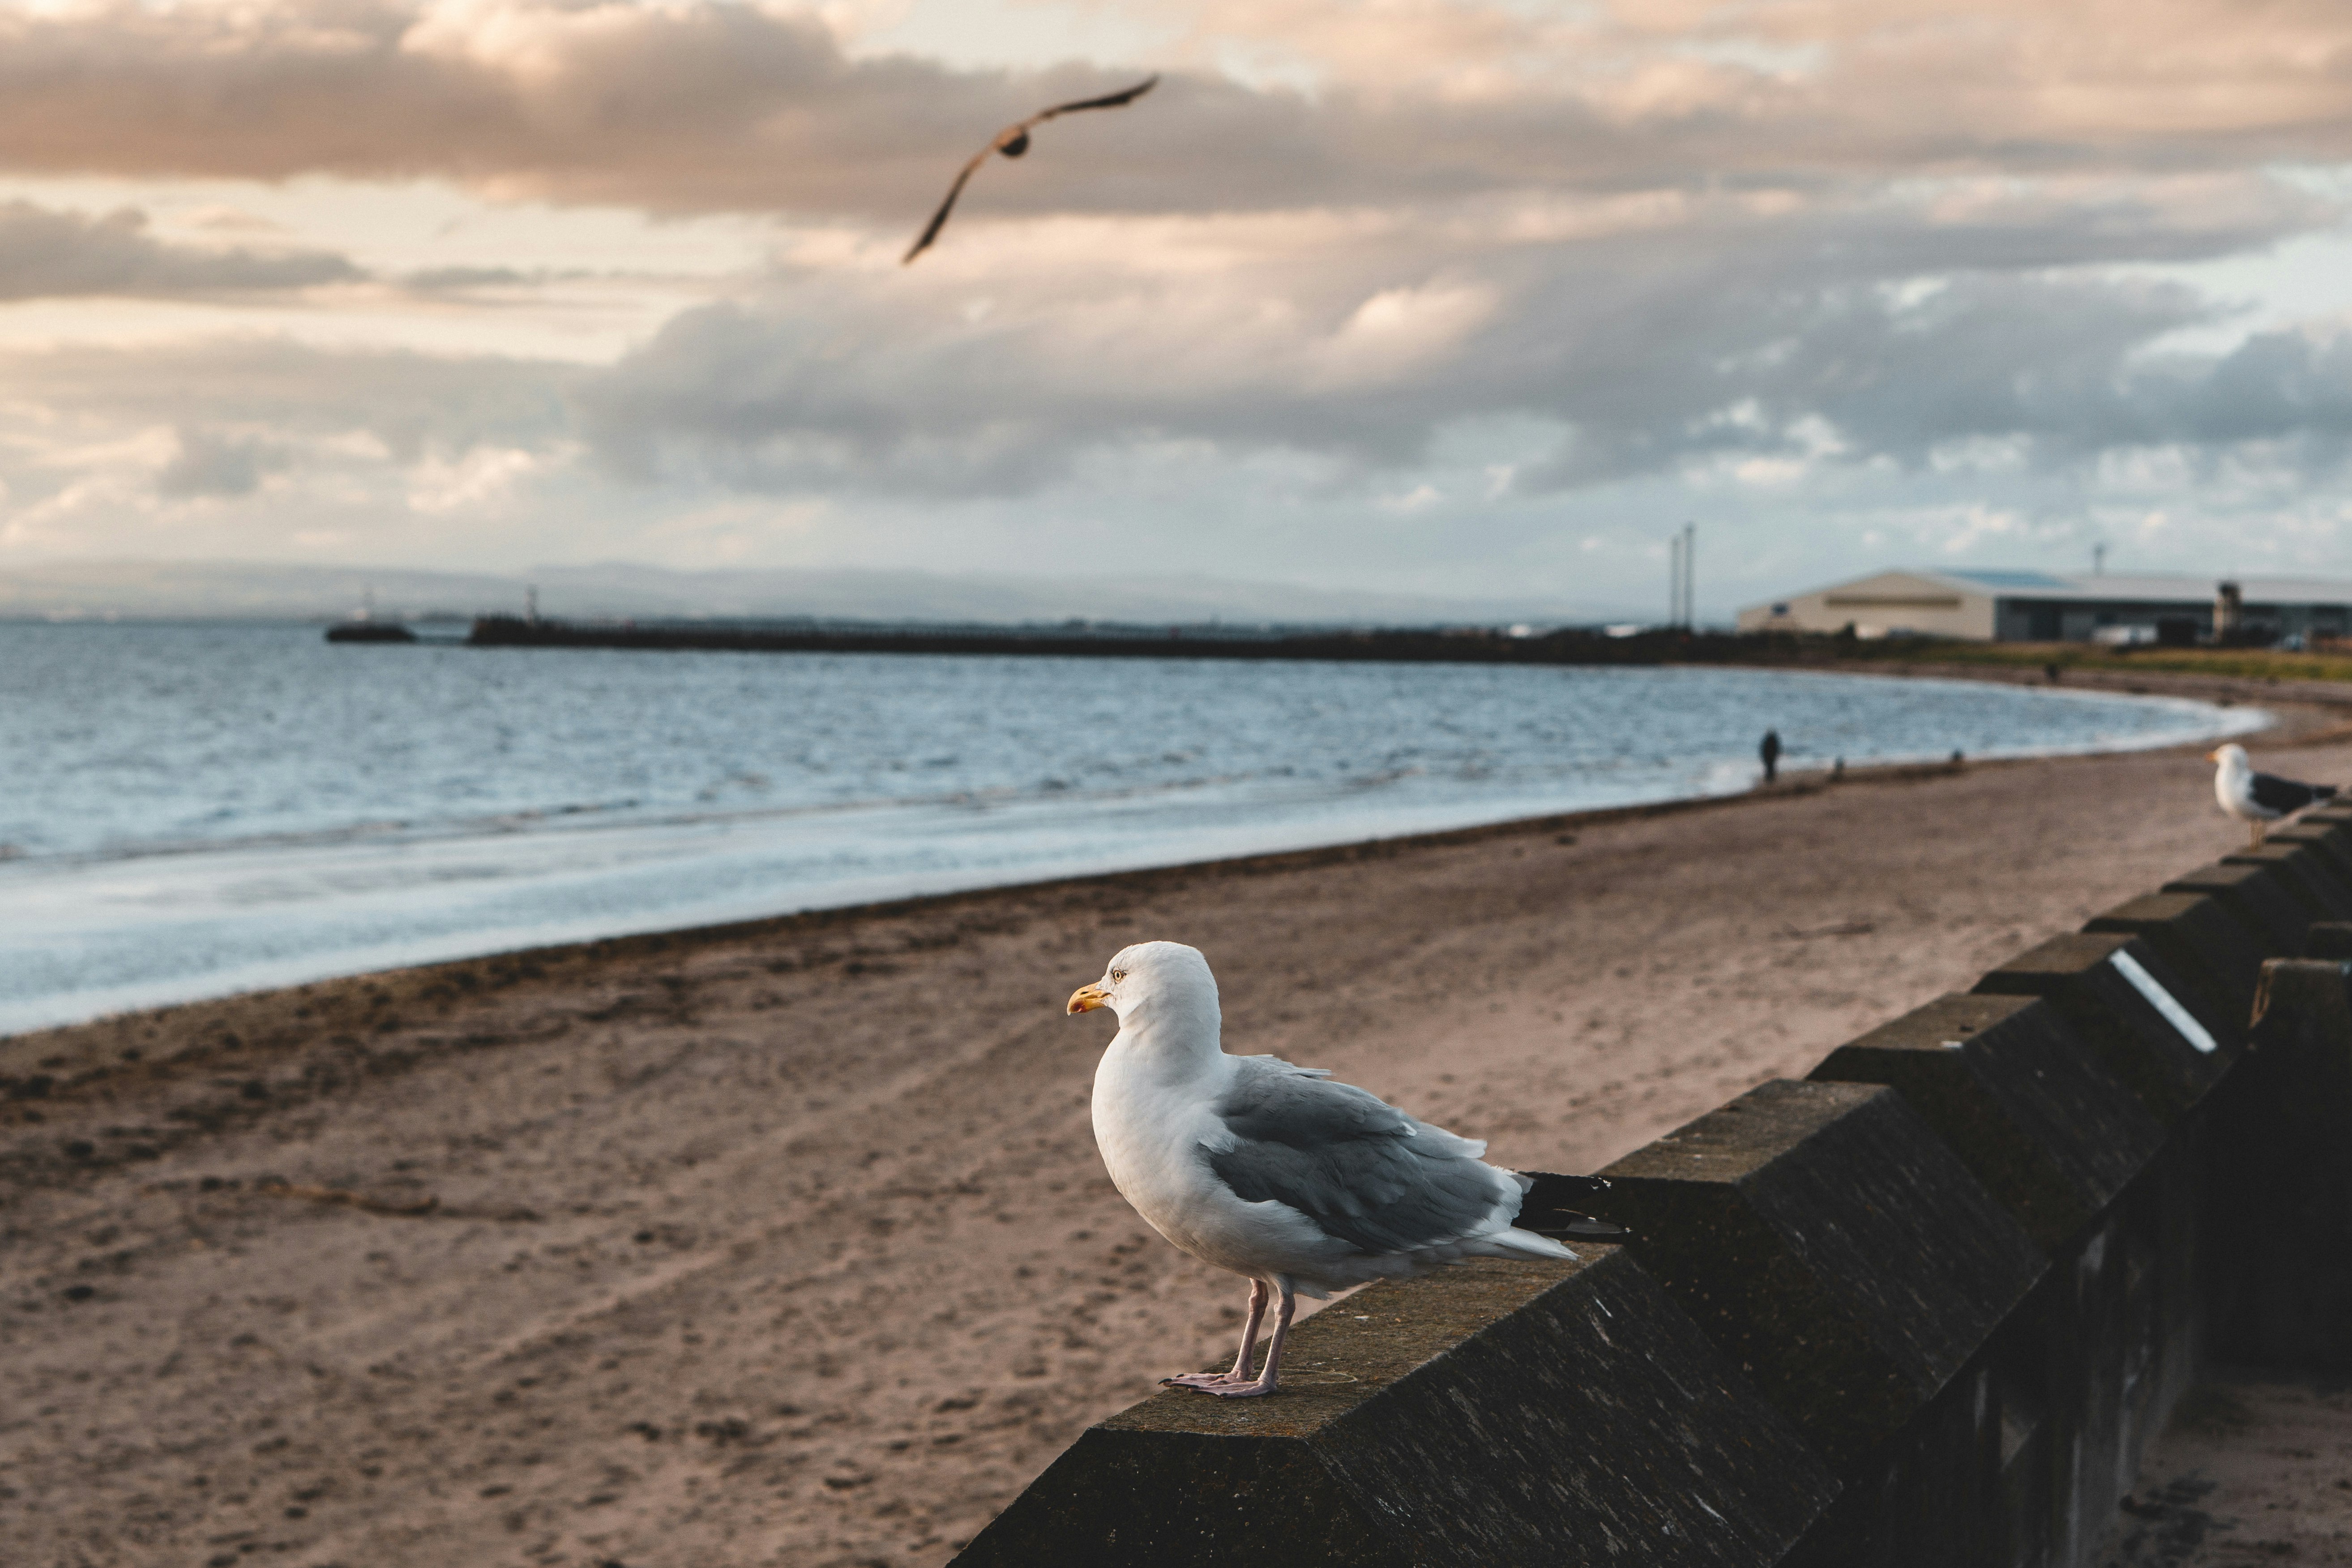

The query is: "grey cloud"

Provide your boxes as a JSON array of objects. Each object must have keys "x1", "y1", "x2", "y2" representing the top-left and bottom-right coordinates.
[
  {"x1": 158, "y1": 427, "x2": 290, "y2": 498},
  {"x1": 400, "y1": 265, "x2": 535, "y2": 292},
  {"x1": 1572, "y1": 273, "x2": 2352, "y2": 484},
  {"x1": 0, "y1": 200, "x2": 359, "y2": 300},
  {"x1": 573, "y1": 185, "x2": 2352, "y2": 502},
  {"x1": 1462, "y1": 269, "x2": 2352, "y2": 490},
  {"x1": 184, "y1": 208, "x2": 290, "y2": 235},
  {"x1": 9, "y1": 338, "x2": 577, "y2": 463},
  {"x1": 2160, "y1": 330, "x2": 2352, "y2": 449},
  {"x1": 1494, "y1": 267, "x2": 2213, "y2": 487}
]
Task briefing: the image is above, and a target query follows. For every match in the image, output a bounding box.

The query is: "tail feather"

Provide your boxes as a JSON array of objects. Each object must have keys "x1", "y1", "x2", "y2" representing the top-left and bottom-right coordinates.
[{"x1": 1485, "y1": 1227, "x2": 1578, "y2": 1261}]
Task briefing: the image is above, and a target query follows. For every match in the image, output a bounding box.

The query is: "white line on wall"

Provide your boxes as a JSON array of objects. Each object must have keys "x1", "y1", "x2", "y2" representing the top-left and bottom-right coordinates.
[{"x1": 2110, "y1": 950, "x2": 2219, "y2": 1055}]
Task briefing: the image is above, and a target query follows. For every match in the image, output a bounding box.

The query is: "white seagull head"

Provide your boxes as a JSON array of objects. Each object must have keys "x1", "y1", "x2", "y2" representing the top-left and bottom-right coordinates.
[
  {"x1": 1066, "y1": 939, "x2": 1219, "y2": 1033},
  {"x1": 2208, "y1": 743, "x2": 2251, "y2": 773}
]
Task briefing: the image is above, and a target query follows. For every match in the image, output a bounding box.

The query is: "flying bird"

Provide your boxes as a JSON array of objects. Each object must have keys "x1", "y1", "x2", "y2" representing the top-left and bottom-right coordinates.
[
  {"x1": 1068, "y1": 941, "x2": 1616, "y2": 1398},
  {"x1": 901, "y1": 74, "x2": 1158, "y2": 265},
  {"x1": 2209, "y1": 742, "x2": 2338, "y2": 848}
]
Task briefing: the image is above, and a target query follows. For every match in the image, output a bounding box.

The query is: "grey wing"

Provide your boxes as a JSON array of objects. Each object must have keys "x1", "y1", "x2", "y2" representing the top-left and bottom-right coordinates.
[{"x1": 1205, "y1": 1060, "x2": 1516, "y2": 1256}]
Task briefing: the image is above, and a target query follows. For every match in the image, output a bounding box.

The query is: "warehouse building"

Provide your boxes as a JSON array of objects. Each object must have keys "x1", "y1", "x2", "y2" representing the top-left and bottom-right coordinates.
[{"x1": 1737, "y1": 568, "x2": 2352, "y2": 643}]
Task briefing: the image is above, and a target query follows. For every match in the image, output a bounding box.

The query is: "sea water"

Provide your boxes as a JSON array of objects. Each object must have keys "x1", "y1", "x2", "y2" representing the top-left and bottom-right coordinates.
[{"x1": 0, "y1": 622, "x2": 2264, "y2": 1034}]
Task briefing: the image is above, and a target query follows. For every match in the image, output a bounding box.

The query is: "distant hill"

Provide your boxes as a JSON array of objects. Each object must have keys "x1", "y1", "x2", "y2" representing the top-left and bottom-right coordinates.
[{"x1": 0, "y1": 559, "x2": 1642, "y2": 629}]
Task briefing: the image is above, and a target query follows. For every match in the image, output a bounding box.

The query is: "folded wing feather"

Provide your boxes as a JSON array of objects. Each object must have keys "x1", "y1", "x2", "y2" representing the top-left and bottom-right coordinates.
[{"x1": 1202, "y1": 1056, "x2": 1519, "y2": 1256}]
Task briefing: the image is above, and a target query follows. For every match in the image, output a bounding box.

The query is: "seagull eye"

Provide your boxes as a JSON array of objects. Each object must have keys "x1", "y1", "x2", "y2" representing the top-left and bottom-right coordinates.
[{"x1": 1109, "y1": 968, "x2": 1127, "y2": 983}]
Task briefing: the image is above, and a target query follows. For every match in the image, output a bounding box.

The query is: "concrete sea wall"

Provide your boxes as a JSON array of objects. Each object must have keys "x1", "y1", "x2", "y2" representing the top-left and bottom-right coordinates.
[
  {"x1": 468, "y1": 615, "x2": 1781, "y2": 666},
  {"x1": 953, "y1": 812, "x2": 2352, "y2": 1567}
]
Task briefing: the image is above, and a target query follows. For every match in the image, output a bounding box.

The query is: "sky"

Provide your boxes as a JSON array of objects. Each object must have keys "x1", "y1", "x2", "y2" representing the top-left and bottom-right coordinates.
[{"x1": 1, "y1": 0, "x2": 2351, "y2": 620}]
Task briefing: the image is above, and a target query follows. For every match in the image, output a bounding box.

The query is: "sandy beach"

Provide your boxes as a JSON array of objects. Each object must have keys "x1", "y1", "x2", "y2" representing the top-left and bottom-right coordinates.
[
  {"x1": 5, "y1": 691, "x2": 2349, "y2": 1568},
  {"x1": 2104, "y1": 1369, "x2": 2352, "y2": 1565}
]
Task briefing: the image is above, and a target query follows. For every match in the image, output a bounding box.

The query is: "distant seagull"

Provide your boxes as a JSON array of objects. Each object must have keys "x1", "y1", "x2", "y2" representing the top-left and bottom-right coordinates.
[
  {"x1": 901, "y1": 74, "x2": 1159, "y2": 265},
  {"x1": 1069, "y1": 941, "x2": 1612, "y2": 1397},
  {"x1": 2209, "y1": 742, "x2": 2338, "y2": 848}
]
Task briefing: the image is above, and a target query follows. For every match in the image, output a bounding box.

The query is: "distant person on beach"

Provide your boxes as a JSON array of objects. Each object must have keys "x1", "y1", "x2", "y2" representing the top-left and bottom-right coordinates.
[{"x1": 1759, "y1": 729, "x2": 1781, "y2": 784}]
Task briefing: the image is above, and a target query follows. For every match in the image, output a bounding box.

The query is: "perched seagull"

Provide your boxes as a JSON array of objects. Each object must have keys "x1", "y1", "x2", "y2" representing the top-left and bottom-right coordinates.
[
  {"x1": 902, "y1": 74, "x2": 1159, "y2": 265},
  {"x1": 2209, "y1": 742, "x2": 2338, "y2": 848},
  {"x1": 1067, "y1": 941, "x2": 1604, "y2": 1398}
]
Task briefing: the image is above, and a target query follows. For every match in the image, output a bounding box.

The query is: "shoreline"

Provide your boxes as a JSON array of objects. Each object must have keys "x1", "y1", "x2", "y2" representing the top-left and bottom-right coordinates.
[
  {"x1": 0, "y1": 660, "x2": 2281, "y2": 1042},
  {"x1": 0, "y1": 748, "x2": 2251, "y2": 1059},
  {"x1": 0, "y1": 749, "x2": 1989, "y2": 1066},
  {"x1": 5, "y1": 707, "x2": 2350, "y2": 1565}
]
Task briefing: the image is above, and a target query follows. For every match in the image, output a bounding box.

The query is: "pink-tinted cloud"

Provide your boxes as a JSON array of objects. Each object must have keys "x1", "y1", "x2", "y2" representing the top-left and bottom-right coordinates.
[{"x1": 0, "y1": 0, "x2": 2347, "y2": 222}]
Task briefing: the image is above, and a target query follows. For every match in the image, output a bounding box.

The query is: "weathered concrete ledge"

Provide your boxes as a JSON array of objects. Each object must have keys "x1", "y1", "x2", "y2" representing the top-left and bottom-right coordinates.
[
  {"x1": 2295, "y1": 804, "x2": 2352, "y2": 867},
  {"x1": 956, "y1": 837, "x2": 2347, "y2": 1567},
  {"x1": 2306, "y1": 920, "x2": 2352, "y2": 960},
  {"x1": 2223, "y1": 843, "x2": 2352, "y2": 923},
  {"x1": 2161, "y1": 860, "x2": 2316, "y2": 951},
  {"x1": 2266, "y1": 821, "x2": 2352, "y2": 890},
  {"x1": 1808, "y1": 993, "x2": 2159, "y2": 1254},
  {"x1": 955, "y1": 1251, "x2": 1839, "y2": 1566},
  {"x1": 2214, "y1": 960, "x2": 2352, "y2": 1371},
  {"x1": 2083, "y1": 892, "x2": 2267, "y2": 1030},
  {"x1": 1969, "y1": 931, "x2": 2232, "y2": 1117},
  {"x1": 1598, "y1": 1080, "x2": 2043, "y2": 1476}
]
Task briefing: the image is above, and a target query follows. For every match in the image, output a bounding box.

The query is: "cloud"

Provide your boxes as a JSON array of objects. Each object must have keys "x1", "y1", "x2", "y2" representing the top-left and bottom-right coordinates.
[
  {"x1": 2, "y1": 337, "x2": 577, "y2": 461},
  {"x1": 0, "y1": 335, "x2": 575, "y2": 546},
  {"x1": 0, "y1": 0, "x2": 1204, "y2": 222},
  {"x1": 0, "y1": 334, "x2": 603, "y2": 560},
  {"x1": 178, "y1": 205, "x2": 292, "y2": 235},
  {"x1": 398, "y1": 264, "x2": 537, "y2": 292},
  {"x1": 405, "y1": 443, "x2": 553, "y2": 512},
  {"x1": 0, "y1": 0, "x2": 2348, "y2": 226},
  {"x1": 0, "y1": 200, "x2": 361, "y2": 300},
  {"x1": 157, "y1": 427, "x2": 291, "y2": 498},
  {"x1": 573, "y1": 180, "x2": 2352, "y2": 498},
  {"x1": 3, "y1": 0, "x2": 2352, "y2": 606}
]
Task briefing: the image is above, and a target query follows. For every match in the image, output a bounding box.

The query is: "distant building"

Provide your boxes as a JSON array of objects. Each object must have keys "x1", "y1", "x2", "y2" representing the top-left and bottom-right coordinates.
[{"x1": 1737, "y1": 569, "x2": 2352, "y2": 643}]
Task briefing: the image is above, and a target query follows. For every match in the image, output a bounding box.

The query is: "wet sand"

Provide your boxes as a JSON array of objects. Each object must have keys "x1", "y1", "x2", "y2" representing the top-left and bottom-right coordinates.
[
  {"x1": 2101, "y1": 1370, "x2": 2352, "y2": 1566},
  {"x1": 4, "y1": 711, "x2": 2349, "y2": 1568}
]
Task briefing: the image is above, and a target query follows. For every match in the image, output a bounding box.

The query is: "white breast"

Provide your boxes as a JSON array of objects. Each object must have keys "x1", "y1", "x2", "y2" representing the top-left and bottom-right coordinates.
[
  {"x1": 1091, "y1": 1038, "x2": 1224, "y2": 1237},
  {"x1": 2215, "y1": 763, "x2": 2262, "y2": 820},
  {"x1": 1090, "y1": 1034, "x2": 1330, "y2": 1279},
  {"x1": 2215, "y1": 766, "x2": 2241, "y2": 817}
]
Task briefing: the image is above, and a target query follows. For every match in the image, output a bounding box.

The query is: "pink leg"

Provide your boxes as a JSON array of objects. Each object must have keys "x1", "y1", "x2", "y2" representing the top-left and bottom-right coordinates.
[
  {"x1": 1190, "y1": 1281, "x2": 1295, "y2": 1398},
  {"x1": 1163, "y1": 1278, "x2": 1268, "y2": 1389}
]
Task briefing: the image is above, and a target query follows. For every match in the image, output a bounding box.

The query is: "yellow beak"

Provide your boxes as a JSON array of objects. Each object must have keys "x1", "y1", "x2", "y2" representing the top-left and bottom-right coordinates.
[
  {"x1": 2206, "y1": 748, "x2": 2222, "y2": 762},
  {"x1": 1066, "y1": 983, "x2": 1111, "y2": 1015}
]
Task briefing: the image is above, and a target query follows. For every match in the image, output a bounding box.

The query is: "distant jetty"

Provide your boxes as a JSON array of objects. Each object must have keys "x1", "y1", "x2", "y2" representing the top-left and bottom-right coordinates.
[
  {"x1": 326, "y1": 622, "x2": 418, "y2": 644},
  {"x1": 466, "y1": 615, "x2": 1774, "y2": 666}
]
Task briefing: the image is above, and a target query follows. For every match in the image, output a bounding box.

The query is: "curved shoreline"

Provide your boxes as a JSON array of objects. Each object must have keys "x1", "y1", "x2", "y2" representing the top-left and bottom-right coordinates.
[{"x1": 0, "y1": 662, "x2": 2285, "y2": 1041}]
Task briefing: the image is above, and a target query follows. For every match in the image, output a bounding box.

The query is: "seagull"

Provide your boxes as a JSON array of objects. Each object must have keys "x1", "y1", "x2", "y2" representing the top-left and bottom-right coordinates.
[
  {"x1": 1067, "y1": 941, "x2": 1608, "y2": 1398},
  {"x1": 901, "y1": 74, "x2": 1159, "y2": 265},
  {"x1": 2209, "y1": 742, "x2": 2338, "y2": 848}
]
